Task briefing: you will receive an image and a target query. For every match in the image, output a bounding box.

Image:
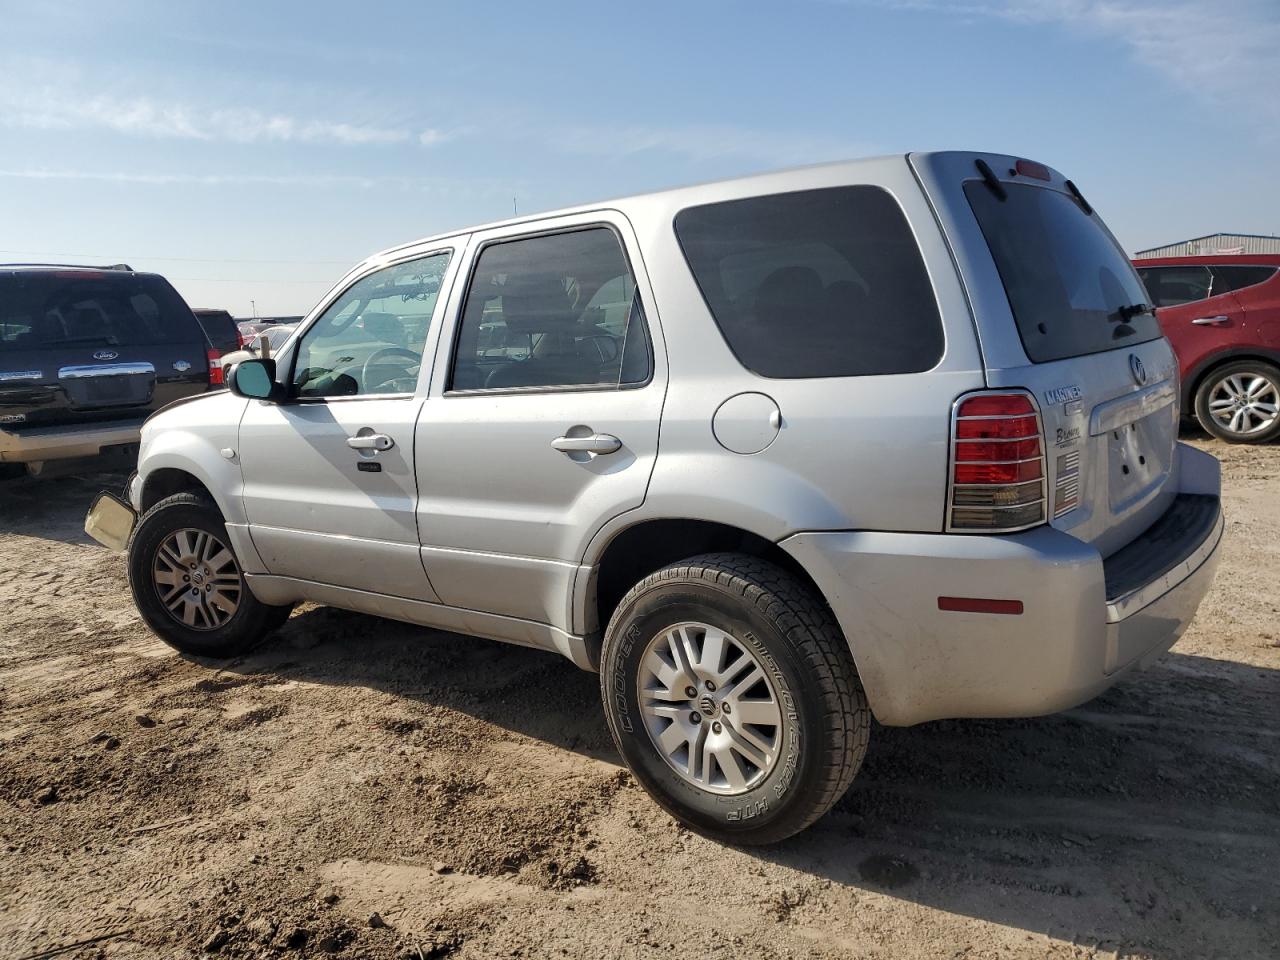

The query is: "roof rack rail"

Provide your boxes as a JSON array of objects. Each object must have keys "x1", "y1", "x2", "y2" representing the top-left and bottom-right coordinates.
[{"x1": 0, "y1": 262, "x2": 135, "y2": 271}]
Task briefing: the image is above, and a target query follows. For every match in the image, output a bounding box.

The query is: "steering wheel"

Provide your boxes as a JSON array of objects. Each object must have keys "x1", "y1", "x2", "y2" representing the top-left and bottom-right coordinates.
[{"x1": 361, "y1": 346, "x2": 422, "y2": 392}]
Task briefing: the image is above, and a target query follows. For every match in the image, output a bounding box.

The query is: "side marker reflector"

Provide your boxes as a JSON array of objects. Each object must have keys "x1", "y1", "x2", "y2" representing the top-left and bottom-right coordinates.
[{"x1": 938, "y1": 596, "x2": 1024, "y2": 615}]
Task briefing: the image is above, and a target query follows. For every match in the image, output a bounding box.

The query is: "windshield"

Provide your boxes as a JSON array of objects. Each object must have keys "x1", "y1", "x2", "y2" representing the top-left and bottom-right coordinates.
[
  {"x1": 0, "y1": 273, "x2": 198, "y2": 351},
  {"x1": 964, "y1": 182, "x2": 1161, "y2": 363}
]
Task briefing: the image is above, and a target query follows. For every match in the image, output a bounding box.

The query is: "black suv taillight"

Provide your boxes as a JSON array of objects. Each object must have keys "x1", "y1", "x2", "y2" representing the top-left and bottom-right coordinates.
[
  {"x1": 207, "y1": 347, "x2": 224, "y2": 387},
  {"x1": 947, "y1": 391, "x2": 1047, "y2": 532}
]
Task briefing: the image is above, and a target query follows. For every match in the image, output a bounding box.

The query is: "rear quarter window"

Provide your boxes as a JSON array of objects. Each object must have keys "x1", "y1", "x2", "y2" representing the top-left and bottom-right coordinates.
[{"x1": 673, "y1": 186, "x2": 944, "y2": 378}]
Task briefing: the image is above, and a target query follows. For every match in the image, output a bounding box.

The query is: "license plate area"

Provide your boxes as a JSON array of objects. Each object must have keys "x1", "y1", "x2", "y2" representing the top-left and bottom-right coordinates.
[
  {"x1": 58, "y1": 362, "x2": 156, "y2": 409},
  {"x1": 1106, "y1": 409, "x2": 1173, "y2": 512}
]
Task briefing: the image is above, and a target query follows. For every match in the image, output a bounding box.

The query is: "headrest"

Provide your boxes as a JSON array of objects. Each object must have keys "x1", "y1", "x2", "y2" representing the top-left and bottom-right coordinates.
[{"x1": 499, "y1": 272, "x2": 575, "y2": 334}]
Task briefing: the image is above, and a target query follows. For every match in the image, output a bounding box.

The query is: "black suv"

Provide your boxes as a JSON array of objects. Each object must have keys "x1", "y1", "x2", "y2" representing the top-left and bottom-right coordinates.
[
  {"x1": 0, "y1": 265, "x2": 217, "y2": 477},
  {"x1": 193, "y1": 307, "x2": 242, "y2": 356}
]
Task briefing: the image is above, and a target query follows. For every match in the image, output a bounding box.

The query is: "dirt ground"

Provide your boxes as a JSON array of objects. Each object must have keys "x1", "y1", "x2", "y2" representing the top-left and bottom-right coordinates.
[{"x1": 1, "y1": 436, "x2": 1277, "y2": 960}]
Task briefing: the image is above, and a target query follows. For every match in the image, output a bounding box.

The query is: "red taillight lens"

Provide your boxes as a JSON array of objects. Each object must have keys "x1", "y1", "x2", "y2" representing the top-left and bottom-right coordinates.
[
  {"x1": 953, "y1": 438, "x2": 1041, "y2": 462},
  {"x1": 954, "y1": 459, "x2": 1043, "y2": 485},
  {"x1": 956, "y1": 394, "x2": 1035, "y2": 417},
  {"x1": 954, "y1": 415, "x2": 1039, "y2": 439},
  {"x1": 949, "y1": 391, "x2": 1047, "y2": 532},
  {"x1": 207, "y1": 347, "x2": 223, "y2": 386}
]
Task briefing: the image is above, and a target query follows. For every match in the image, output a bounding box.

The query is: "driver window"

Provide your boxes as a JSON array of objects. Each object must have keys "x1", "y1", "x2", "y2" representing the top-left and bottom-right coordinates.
[{"x1": 292, "y1": 251, "x2": 450, "y2": 398}]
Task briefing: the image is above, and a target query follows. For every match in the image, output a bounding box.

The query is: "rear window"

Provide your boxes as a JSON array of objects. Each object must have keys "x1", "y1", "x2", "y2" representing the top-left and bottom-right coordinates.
[
  {"x1": 0, "y1": 273, "x2": 199, "y2": 351},
  {"x1": 674, "y1": 186, "x2": 944, "y2": 378},
  {"x1": 965, "y1": 182, "x2": 1161, "y2": 363}
]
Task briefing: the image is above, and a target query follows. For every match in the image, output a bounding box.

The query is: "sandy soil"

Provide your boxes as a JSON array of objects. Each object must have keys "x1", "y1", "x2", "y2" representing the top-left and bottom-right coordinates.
[{"x1": 1, "y1": 436, "x2": 1277, "y2": 960}]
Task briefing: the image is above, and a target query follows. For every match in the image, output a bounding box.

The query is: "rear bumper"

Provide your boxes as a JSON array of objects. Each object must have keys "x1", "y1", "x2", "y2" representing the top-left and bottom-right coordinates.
[
  {"x1": 0, "y1": 417, "x2": 145, "y2": 463},
  {"x1": 782, "y1": 443, "x2": 1223, "y2": 726}
]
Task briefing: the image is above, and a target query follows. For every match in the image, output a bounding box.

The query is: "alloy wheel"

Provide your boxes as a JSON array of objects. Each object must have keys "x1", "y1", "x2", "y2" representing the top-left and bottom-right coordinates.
[
  {"x1": 152, "y1": 527, "x2": 242, "y2": 630},
  {"x1": 636, "y1": 621, "x2": 786, "y2": 795},
  {"x1": 1207, "y1": 371, "x2": 1280, "y2": 437}
]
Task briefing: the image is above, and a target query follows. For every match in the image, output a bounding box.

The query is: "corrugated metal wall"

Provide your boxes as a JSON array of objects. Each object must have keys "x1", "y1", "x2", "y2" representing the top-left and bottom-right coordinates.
[{"x1": 1134, "y1": 233, "x2": 1280, "y2": 258}]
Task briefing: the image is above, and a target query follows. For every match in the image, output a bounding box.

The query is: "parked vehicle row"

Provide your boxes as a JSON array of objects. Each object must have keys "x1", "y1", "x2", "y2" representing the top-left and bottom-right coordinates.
[
  {"x1": 85, "y1": 151, "x2": 1224, "y2": 843},
  {"x1": 0, "y1": 265, "x2": 221, "y2": 477},
  {"x1": 1136, "y1": 254, "x2": 1280, "y2": 443}
]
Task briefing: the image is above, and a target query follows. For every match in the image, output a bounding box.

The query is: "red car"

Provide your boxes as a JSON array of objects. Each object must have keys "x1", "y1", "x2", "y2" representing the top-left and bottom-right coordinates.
[{"x1": 1135, "y1": 254, "x2": 1280, "y2": 443}]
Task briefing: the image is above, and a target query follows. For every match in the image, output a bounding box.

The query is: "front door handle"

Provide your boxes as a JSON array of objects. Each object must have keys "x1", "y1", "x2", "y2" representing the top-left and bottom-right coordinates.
[
  {"x1": 551, "y1": 433, "x2": 622, "y2": 455},
  {"x1": 347, "y1": 433, "x2": 395, "y2": 451},
  {"x1": 1191, "y1": 315, "x2": 1230, "y2": 326}
]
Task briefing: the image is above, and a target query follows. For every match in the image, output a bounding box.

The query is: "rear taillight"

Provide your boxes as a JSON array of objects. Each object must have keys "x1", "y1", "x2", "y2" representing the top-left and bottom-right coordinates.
[
  {"x1": 207, "y1": 347, "x2": 224, "y2": 387},
  {"x1": 948, "y1": 391, "x2": 1047, "y2": 532}
]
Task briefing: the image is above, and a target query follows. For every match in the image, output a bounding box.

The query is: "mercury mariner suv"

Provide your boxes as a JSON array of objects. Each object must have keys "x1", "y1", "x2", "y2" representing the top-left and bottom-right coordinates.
[{"x1": 86, "y1": 152, "x2": 1224, "y2": 843}]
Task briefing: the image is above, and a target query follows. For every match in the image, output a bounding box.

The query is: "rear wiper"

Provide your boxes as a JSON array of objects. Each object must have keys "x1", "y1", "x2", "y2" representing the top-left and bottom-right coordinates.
[{"x1": 1116, "y1": 303, "x2": 1154, "y2": 321}]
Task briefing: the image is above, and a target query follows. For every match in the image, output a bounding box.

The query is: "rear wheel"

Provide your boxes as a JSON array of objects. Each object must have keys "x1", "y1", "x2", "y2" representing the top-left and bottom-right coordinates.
[
  {"x1": 127, "y1": 492, "x2": 292, "y2": 657},
  {"x1": 600, "y1": 553, "x2": 869, "y2": 844},
  {"x1": 1194, "y1": 360, "x2": 1280, "y2": 443}
]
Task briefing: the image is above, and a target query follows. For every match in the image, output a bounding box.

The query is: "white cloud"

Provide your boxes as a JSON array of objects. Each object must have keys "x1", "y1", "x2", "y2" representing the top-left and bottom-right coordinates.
[
  {"x1": 0, "y1": 83, "x2": 451, "y2": 147},
  {"x1": 851, "y1": 1, "x2": 1279, "y2": 128}
]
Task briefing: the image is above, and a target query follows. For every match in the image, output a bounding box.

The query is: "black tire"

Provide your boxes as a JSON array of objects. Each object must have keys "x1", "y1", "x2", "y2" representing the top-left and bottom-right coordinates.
[
  {"x1": 1194, "y1": 360, "x2": 1280, "y2": 444},
  {"x1": 127, "y1": 492, "x2": 292, "y2": 658},
  {"x1": 600, "y1": 553, "x2": 869, "y2": 844}
]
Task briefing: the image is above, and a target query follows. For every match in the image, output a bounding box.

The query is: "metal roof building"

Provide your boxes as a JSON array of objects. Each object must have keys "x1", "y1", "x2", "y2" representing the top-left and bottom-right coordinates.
[{"x1": 1134, "y1": 232, "x2": 1280, "y2": 259}]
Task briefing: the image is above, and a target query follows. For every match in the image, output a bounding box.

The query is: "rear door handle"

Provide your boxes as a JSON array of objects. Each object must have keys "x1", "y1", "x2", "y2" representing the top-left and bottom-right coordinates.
[
  {"x1": 1191, "y1": 315, "x2": 1230, "y2": 326},
  {"x1": 347, "y1": 433, "x2": 395, "y2": 451},
  {"x1": 551, "y1": 433, "x2": 622, "y2": 455}
]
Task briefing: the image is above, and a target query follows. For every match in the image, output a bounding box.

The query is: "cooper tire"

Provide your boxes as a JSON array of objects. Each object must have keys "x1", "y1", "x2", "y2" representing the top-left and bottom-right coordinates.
[
  {"x1": 1194, "y1": 360, "x2": 1280, "y2": 444},
  {"x1": 127, "y1": 492, "x2": 292, "y2": 658},
  {"x1": 600, "y1": 553, "x2": 869, "y2": 844}
]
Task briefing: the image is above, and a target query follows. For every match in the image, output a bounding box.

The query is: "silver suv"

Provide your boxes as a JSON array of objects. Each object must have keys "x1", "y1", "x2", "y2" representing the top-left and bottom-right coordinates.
[{"x1": 87, "y1": 152, "x2": 1224, "y2": 843}]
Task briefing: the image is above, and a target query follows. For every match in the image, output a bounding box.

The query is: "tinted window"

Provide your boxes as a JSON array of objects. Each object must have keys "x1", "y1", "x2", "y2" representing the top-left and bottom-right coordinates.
[
  {"x1": 1137, "y1": 266, "x2": 1213, "y2": 308},
  {"x1": 674, "y1": 186, "x2": 943, "y2": 378},
  {"x1": 965, "y1": 182, "x2": 1160, "y2": 362},
  {"x1": 1211, "y1": 265, "x2": 1278, "y2": 295},
  {"x1": 292, "y1": 252, "x2": 449, "y2": 397},
  {"x1": 0, "y1": 273, "x2": 199, "y2": 351},
  {"x1": 450, "y1": 227, "x2": 651, "y2": 391}
]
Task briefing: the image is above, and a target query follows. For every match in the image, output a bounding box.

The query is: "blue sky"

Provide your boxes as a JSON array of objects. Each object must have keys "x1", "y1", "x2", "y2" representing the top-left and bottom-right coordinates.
[{"x1": 1, "y1": 0, "x2": 1276, "y2": 316}]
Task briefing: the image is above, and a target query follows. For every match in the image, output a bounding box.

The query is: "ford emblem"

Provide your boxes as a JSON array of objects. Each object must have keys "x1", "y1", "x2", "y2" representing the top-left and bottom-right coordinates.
[
  {"x1": 172, "y1": 360, "x2": 192, "y2": 373},
  {"x1": 1129, "y1": 354, "x2": 1147, "y2": 386},
  {"x1": 93, "y1": 349, "x2": 119, "y2": 361}
]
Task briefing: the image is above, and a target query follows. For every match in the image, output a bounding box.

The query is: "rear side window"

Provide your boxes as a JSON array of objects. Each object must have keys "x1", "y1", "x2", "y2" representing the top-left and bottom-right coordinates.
[
  {"x1": 674, "y1": 186, "x2": 944, "y2": 378},
  {"x1": 449, "y1": 227, "x2": 651, "y2": 392},
  {"x1": 1137, "y1": 265, "x2": 1213, "y2": 308},
  {"x1": 0, "y1": 273, "x2": 199, "y2": 350},
  {"x1": 965, "y1": 182, "x2": 1161, "y2": 363},
  {"x1": 1210, "y1": 265, "x2": 1277, "y2": 295}
]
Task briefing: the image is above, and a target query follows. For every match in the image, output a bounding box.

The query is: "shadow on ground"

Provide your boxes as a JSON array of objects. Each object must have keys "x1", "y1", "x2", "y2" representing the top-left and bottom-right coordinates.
[{"x1": 219, "y1": 605, "x2": 1280, "y2": 956}]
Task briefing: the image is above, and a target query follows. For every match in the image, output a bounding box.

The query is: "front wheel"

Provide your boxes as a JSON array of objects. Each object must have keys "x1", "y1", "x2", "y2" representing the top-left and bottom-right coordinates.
[
  {"x1": 126, "y1": 492, "x2": 292, "y2": 658},
  {"x1": 600, "y1": 553, "x2": 869, "y2": 844},
  {"x1": 1194, "y1": 360, "x2": 1280, "y2": 443}
]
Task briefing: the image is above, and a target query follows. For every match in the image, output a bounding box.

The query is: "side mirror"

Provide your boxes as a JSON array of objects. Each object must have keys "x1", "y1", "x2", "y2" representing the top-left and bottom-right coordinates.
[{"x1": 229, "y1": 358, "x2": 285, "y2": 402}]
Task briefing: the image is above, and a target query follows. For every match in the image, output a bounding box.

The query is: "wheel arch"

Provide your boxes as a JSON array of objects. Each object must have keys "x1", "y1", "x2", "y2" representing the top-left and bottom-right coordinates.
[
  {"x1": 581, "y1": 516, "x2": 851, "y2": 672},
  {"x1": 139, "y1": 467, "x2": 215, "y2": 514},
  {"x1": 1182, "y1": 347, "x2": 1280, "y2": 412}
]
